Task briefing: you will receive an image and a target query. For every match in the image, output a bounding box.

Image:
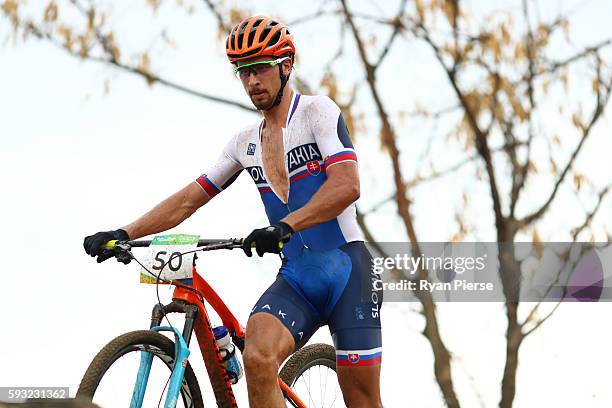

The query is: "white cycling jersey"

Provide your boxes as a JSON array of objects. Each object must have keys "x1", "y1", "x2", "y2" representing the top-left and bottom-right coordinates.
[{"x1": 195, "y1": 93, "x2": 363, "y2": 258}]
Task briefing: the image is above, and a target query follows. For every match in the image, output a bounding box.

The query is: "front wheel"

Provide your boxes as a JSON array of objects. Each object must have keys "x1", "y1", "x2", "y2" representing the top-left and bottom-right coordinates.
[
  {"x1": 77, "y1": 330, "x2": 204, "y2": 408},
  {"x1": 280, "y1": 343, "x2": 344, "y2": 408}
]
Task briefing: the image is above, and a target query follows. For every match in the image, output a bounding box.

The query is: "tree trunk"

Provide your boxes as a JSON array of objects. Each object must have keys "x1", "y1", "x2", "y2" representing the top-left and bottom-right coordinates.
[
  {"x1": 500, "y1": 301, "x2": 523, "y2": 408},
  {"x1": 499, "y1": 244, "x2": 524, "y2": 408}
]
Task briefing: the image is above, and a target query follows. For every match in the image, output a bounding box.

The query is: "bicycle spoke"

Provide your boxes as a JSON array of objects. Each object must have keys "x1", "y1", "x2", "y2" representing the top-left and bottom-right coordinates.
[
  {"x1": 321, "y1": 365, "x2": 327, "y2": 408},
  {"x1": 291, "y1": 362, "x2": 342, "y2": 407},
  {"x1": 89, "y1": 346, "x2": 190, "y2": 407},
  {"x1": 318, "y1": 365, "x2": 322, "y2": 408},
  {"x1": 308, "y1": 367, "x2": 313, "y2": 406}
]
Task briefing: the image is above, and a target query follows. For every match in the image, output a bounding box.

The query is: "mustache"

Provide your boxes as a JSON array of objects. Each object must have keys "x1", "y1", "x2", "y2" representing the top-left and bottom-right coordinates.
[{"x1": 249, "y1": 89, "x2": 267, "y2": 96}]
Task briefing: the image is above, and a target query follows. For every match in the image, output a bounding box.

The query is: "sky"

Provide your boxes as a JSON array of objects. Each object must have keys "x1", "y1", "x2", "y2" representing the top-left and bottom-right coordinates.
[{"x1": 1, "y1": 0, "x2": 612, "y2": 407}]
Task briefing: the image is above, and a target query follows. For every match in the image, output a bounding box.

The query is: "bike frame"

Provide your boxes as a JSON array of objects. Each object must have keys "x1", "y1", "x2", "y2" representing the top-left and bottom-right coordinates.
[{"x1": 134, "y1": 265, "x2": 306, "y2": 408}]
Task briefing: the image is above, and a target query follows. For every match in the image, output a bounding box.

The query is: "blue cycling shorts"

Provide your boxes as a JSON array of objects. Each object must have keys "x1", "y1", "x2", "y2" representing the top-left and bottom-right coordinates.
[{"x1": 250, "y1": 241, "x2": 383, "y2": 367}]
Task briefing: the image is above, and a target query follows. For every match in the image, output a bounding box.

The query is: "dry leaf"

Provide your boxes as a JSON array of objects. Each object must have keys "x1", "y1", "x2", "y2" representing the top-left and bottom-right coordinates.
[
  {"x1": 2, "y1": 0, "x2": 19, "y2": 15},
  {"x1": 532, "y1": 230, "x2": 543, "y2": 257},
  {"x1": 57, "y1": 24, "x2": 73, "y2": 51},
  {"x1": 560, "y1": 19, "x2": 570, "y2": 42},
  {"x1": 146, "y1": 0, "x2": 161, "y2": 12},
  {"x1": 592, "y1": 79, "x2": 601, "y2": 93},
  {"x1": 415, "y1": 0, "x2": 425, "y2": 19},
  {"x1": 549, "y1": 158, "x2": 558, "y2": 175},
  {"x1": 560, "y1": 67, "x2": 569, "y2": 92},
  {"x1": 514, "y1": 43, "x2": 525, "y2": 60},
  {"x1": 573, "y1": 173, "x2": 583, "y2": 190},
  {"x1": 43, "y1": 2, "x2": 58, "y2": 23},
  {"x1": 572, "y1": 113, "x2": 584, "y2": 132}
]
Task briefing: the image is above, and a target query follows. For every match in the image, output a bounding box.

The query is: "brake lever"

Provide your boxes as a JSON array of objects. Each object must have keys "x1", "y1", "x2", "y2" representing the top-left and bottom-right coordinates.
[
  {"x1": 113, "y1": 241, "x2": 133, "y2": 265},
  {"x1": 115, "y1": 251, "x2": 132, "y2": 265}
]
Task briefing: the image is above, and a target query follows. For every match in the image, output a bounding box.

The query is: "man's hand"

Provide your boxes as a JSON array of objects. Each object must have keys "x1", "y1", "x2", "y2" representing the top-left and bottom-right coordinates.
[
  {"x1": 242, "y1": 222, "x2": 294, "y2": 257},
  {"x1": 83, "y1": 229, "x2": 130, "y2": 263}
]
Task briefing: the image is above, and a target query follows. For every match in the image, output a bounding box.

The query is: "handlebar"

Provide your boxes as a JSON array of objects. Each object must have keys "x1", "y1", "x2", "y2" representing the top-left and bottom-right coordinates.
[
  {"x1": 103, "y1": 238, "x2": 246, "y2": 251},
  {"x1": 102, "y1": 237, "x2": 284, "y2": 267}
]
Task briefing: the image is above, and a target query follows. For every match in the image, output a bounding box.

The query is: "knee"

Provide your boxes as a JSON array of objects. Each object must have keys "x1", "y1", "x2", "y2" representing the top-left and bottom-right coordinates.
[{"x1": 243, "y1": 346, "x2": 278, "y2": 374}]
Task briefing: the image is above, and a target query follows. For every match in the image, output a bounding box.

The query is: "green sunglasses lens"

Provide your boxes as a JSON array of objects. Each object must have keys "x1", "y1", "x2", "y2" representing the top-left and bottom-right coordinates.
[
  {"x1": 234, "y1": 61, "x2": 274, "y2": 76},
  {"x1": 234, "y1": 57, "x2": 288, "y2": 78}
]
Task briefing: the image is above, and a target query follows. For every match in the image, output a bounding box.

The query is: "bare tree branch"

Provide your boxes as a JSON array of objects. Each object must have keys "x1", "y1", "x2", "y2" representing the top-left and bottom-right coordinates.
[
  {"x1": 449, "y1": 0, "x2": 460, "y2": 73},
  {"x1": 363, "y1": 140, "x2": 527, "y2": 216},
  {"x1": 106, "y1": 58, "x2": 257, "y2": 112},
  {"x1": 523, "y1": 301, "x2": 563, "y2": 337},
  {"x1": 571, "y1": 183, "x2": 612, "y2": 240},
  {"x1": 200, "y1": 0, "x2": 229, "y2": 32},
  {"x1": 520, "y1": 243, "x2": 602, "y2": 338},
  {"x1": 374, "y1": 0, "x2": 408, "y2": 70},
  {"x1": 414, "y1": 19, "x2": 506, "y2": 240},
  {"x1": 340, "y1": 1, "x2": 460, "y2": 407},
  {"x1": 519, "y1": 75, "x2": 612, "y2": 228},
  {"x1": 543, "y1": 39, "x2": 612, "y2": 77},
  {"x1": 17, "y1": 2, "x2": 257, "y2": 113},
  {"x1": 521, "y1": 186, "x2": 611, "y2": 340},
  {"x1": 288, "y1": 0, "x2": 336, "y2": 26},
  {"x1": 509, "y1": 0, "x2": 537, "y2": 217},
  {"x1": 356, "y1": 207, "x2": 387, "y2": 258}
]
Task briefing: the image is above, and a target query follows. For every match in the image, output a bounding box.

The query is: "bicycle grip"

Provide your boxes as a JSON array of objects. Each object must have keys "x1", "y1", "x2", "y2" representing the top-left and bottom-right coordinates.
[
  {"x1": 103, "y1": 240, "x2": 118, "y2": 249},
  {"x1": 249, "y1": 242, "x2": 284, "y2": 249}
]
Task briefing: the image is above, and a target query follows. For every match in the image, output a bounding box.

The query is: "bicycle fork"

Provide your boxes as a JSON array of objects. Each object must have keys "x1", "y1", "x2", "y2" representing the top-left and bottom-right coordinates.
[{"x1": 131, "y1": 301, "x2": 199, "y2": 408}]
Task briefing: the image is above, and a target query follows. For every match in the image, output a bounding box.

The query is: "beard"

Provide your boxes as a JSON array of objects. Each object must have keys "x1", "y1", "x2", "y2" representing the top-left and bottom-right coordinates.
[{"x1": 249, "y1": 90, "x2": 272, "y2": 110}]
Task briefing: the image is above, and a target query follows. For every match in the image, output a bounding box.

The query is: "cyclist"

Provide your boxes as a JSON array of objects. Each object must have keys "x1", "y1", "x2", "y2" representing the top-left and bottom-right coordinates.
[{"x1": 84, "y1": 15, "x2": 383, "y2": 408}]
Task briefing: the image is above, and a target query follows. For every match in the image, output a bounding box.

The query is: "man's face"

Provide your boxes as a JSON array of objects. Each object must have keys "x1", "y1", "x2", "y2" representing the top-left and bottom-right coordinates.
[{"x1": 236, "y1": 56, "x2": 292, "y2": 110}]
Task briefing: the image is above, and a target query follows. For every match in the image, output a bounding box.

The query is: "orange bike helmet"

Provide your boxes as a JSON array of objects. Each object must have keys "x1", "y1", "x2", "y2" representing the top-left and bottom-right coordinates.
[{"x1": 226, "y1": 16, "x2": 295, "y2": 64}]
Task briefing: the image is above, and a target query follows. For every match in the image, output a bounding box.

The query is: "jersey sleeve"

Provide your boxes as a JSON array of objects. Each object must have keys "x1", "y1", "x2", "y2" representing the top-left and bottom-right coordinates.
[
  {"x1": 194, "y1": 135, "x2": 243, "y2": 199},
  {"x1": 309, "y1": 96, "x2": 357, "y2": 170}
]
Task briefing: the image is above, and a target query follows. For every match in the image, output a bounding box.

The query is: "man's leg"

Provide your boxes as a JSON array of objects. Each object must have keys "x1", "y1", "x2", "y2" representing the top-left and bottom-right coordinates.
[
  {"x1": 243, "y1": 275, "x2": 322, "y2": 408},
  {"x1": 337, "y1": 364, "x2": 383, "y2": 408},
  {"x1": 327, "y1": 242, "x2": 384, "y2": 407},
  {"x1": 243, "y1": 312, "x2": 294, "y2": 408}
]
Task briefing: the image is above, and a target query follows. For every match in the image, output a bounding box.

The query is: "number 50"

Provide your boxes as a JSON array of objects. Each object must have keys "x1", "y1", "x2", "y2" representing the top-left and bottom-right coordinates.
[{"x1": 152, "y1": 251, "x2": 183, "y2": 272}]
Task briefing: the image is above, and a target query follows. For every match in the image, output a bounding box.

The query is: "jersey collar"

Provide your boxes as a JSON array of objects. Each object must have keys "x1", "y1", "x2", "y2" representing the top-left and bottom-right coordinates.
[
  {"x1": 286, "y1": 92, "x2": 301, "y2": 127},
  {"x1": 258, "y1": 92, "x2": 301, "y2": 141}
]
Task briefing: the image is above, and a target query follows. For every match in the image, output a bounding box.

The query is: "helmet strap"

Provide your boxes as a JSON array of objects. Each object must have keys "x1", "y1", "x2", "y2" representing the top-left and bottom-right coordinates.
[{"x1": 264, "y1": 65, "x2": 290, "y2": 111}]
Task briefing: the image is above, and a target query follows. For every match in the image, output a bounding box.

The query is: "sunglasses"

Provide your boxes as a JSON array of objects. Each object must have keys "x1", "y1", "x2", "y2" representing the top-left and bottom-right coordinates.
[{"x1": 233, "y1": 57, "x2": 290, "y2": 80}]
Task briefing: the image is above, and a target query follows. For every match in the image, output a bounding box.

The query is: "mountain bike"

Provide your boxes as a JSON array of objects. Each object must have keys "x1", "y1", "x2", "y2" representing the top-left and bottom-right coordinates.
[{"x1": 76, "y1": 237, "x2": 342, "y2": 408}]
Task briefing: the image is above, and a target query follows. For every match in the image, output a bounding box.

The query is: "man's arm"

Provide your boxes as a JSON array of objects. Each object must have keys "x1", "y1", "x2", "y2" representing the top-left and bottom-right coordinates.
[
  {"x1": 241, "y1": 162, "x2": 358, "y2": 257},
  {"x1": 281, "y1": 162, "x2": 359, "y2": 232},
  {"x1": 122, "y1": 134, "x2": 243, "y2": 239},
  {"x1": 85, "y1": 133, "x2": 243, "y2": 261},
  {"x1": 282, "y1": 95, "x2": 360, "y2": 232},
  {"x1": 121, "y1": 182, "x2": 210, "y2": 240}
]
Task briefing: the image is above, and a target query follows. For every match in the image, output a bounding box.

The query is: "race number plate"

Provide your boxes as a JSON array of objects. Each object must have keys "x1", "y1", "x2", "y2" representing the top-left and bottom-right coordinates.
[{"x1": 140, "y1": 234, "x2": 200, "y2": 284}]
